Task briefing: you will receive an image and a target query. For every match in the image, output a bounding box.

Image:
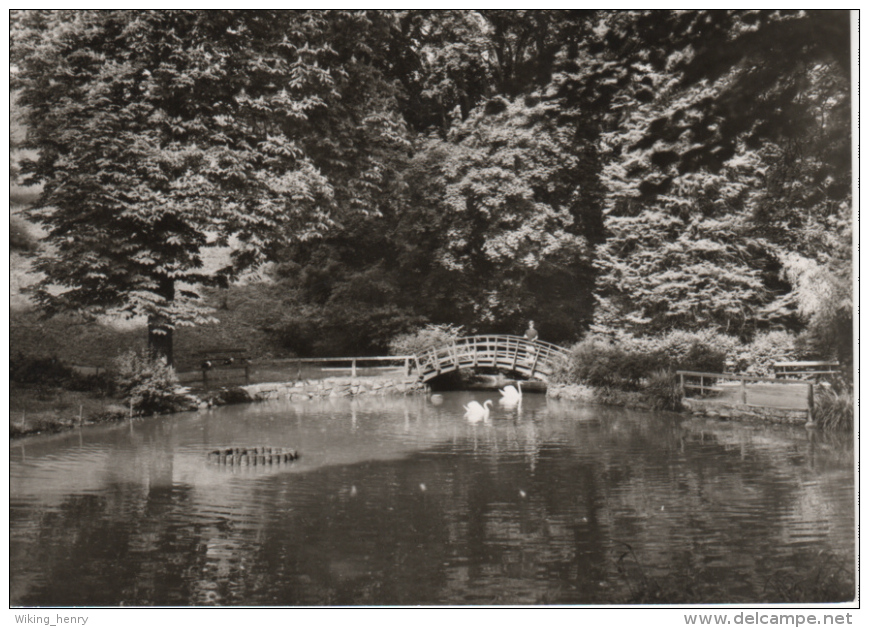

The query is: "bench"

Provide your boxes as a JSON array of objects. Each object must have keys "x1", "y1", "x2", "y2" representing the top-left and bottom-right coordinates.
[
  {"x1": 773, "y1": 361, "x2": 840, "y2": 381},
  {"x1": 195, "y1": 348, "x2": 251, "y2": 386}
]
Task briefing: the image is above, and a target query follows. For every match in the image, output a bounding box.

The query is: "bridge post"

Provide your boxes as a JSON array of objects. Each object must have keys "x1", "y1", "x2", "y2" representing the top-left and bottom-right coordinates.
[{"x1": 529, "y1": 347, "x2": 540, "y2": 378}]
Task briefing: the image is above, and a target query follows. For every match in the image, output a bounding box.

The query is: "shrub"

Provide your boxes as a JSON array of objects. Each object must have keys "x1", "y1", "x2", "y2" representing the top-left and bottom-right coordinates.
[
  {"x1": 10, "y1": 354, "x2": 74, "y2": 386},
  {"x1": 388, "y1": 323, "x2": 466, "y2": 356},
  {"x1": 643, "y1": 369, "x2": 684, "y2": 411},
  {"x1": 731, "y1": 330, "x2": 799, "y2": 376},
  {"x1": 620, "y1": 329, "x2": 737, "y2": 371},
  {"x1": 11, "y1": 352, "x2": 116, "y2": 396},
  {"x1": 64, "y1": 371, "x2": 116, "y2": 396},
  {"x1": 564, "y1": 331, "x2": 727, "y2": 391},
  {"x1": 564, "y1": 336, "x2": 667, "y2": 390},
  {"x1": 113, "y1": 351, "x2": 186, "y2": 415},
  {"x1": 679, "y1": 341, "x2": 727, "y2": 373},
  {"x1": 813, "y1": 377, "x2": 854, "y2": 431}
]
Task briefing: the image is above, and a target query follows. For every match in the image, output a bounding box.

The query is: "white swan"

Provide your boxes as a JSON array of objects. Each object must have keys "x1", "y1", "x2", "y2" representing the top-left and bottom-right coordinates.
[
  {"x1": 463, "y1": 399, "x2": 493, "y2": 422},
  {"x1": 499, "y1": 381, "x2": 522, "y2": 405}
]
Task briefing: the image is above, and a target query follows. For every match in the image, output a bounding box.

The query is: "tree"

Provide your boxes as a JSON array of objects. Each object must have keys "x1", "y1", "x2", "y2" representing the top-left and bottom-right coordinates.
[
  {"x1": 402, "y1": 96, "x2": 602, "y2": 340},
  {"x1": 573, "y1": 10, "x2": 852, "y2": 344},
  {"x1": 11, "y1": 10, "x2": 408, "y2": 364}
]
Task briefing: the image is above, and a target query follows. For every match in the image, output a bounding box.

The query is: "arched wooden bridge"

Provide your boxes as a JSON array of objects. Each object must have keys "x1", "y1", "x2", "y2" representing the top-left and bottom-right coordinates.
[{"x1": 411, "y1": 335, "x2": 570, "y2": 383}]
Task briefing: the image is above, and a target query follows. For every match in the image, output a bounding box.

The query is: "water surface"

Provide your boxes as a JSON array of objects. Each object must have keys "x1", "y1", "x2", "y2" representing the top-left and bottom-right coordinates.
[{"x1": 10, "y1": 392, "x2": 855, "y2": 605}]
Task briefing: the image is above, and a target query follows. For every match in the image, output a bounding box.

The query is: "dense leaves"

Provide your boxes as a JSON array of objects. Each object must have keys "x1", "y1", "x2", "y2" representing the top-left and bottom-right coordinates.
[
  {"x1": 581, "y1": 10, "x2": 852, "y2": 361},
  {"x1": 12, "y1": 10, "x2": 408, "y2": 363},
  {"x1": 11, "y1": 10, "x2": 853, "y2": 367}
]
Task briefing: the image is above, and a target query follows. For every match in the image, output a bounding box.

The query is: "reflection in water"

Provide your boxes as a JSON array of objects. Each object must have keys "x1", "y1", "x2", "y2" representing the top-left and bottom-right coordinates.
[{"x1": 10, "y1": 393, "x2": 854, "y2": 605}]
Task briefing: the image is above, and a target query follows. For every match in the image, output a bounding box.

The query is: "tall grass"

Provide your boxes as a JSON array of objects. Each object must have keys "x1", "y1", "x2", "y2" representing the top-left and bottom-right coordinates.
[
  {"x1": 814, "y1": 383, "x2": 854, "y2": 431},
  {"x1": 643, "y1": 369, "x2": 683, "y2": 411}
]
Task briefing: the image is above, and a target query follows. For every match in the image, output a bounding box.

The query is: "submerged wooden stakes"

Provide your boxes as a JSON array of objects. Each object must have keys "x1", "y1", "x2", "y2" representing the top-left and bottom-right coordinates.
[{"x1": 207, "y1": 446, "x2": 299, "y2": 466}]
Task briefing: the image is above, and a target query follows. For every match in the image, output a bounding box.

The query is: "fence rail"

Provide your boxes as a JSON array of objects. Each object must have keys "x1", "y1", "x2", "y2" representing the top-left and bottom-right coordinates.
[
  {"x1": 678, "y1": 370, "x2": 814, "y2": 417},
  {"x1": 178, "y1": 355, "x2": 415, "y2": 388},
  {"x1": 177, "y1": 335, "x2": 569, "y2": 388},
  {"x1": 773, "y1": 361, "x2": 840, "y2": 380}
]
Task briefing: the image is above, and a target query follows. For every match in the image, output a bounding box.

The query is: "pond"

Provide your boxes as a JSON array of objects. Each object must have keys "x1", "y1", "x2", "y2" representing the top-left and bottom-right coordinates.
[{"x1": 9, "y1": 391, "x2": 855, "y2": 606}]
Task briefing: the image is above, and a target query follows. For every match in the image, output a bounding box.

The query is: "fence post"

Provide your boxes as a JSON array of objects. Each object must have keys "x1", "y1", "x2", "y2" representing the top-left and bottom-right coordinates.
[
  {"x1": 741, "y1": 378, "x2": 747, "y2": 405},
  {"x1": 807, "y1": 382, "x2": 815, "y2": 425},
  {"x1": 680, "y1": 372, "x2": 685, "y2": 397},
  {"x1": 351, "y1": 358, "x2": 357, "y2": 377}
]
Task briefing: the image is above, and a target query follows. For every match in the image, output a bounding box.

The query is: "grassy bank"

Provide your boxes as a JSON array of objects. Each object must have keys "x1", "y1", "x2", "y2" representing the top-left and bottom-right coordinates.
[{"x1": 9, "y1": 383, "x2": 128, "y2": 438}]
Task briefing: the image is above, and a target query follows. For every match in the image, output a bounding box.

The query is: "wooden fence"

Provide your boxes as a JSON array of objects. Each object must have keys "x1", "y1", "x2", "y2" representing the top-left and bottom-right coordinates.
[
  {"x1": 678, "y1": 370, "x2": 814, "y2": 420},
  {"x1": 178, "y1": 355, "x2": 415, "y2": 388}
]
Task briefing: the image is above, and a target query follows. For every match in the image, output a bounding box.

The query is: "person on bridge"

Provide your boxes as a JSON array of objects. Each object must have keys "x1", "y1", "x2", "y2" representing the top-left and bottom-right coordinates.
[{"x1": 524, "y1": 321, "x2": 538, "y2": 342}]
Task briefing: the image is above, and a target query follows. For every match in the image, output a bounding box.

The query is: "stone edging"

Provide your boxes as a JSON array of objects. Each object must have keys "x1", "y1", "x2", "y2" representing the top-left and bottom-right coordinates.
[
  {"x1": 239, "y1": 376, "x2": 429, "y2": 403},
  {"x1": 547, "y1": 382, "x2": 810, "y2": 425},
  {"x1": 681, "y1": 398, "x2": 809, "y2": 425}
]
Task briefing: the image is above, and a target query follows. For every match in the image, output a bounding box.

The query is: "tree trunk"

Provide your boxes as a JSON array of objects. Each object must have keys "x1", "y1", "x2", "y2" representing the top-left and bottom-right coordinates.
[
  {"x1": 147, "y1": 276, "x2": 175, "y2": 366},
  {"x1": 148, "y1": 321, "x2": 174, "y2": 367}
]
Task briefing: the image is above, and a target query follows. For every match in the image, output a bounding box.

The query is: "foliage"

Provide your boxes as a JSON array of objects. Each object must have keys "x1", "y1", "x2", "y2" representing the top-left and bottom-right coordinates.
[
  {"x1": 273, "y1": 90, "x2": 604, "y2": 345},
  {"x1": 388, "y1": 323, "x2": 465, "y2": 356},
  {"x1": 9, "y1": 10, "x2": 853, "y2": 366},
  {"x1": 579, "y1": 10, "x2": 851, "y2": 201},
  {"x1": 397, "y1": 10, "x2": 595, "y2": 133},
  {"x1": 262, "y1": 251, "x2": 425, "y2": 357},
  {"x1": 113, "y1": 350, "x2": 185, "y2": 414},
  {"x1": 813, "y1": 378, "x2": 854, "y2": 432},
  {"x1": 563, "y1": 331, "x2": 729, "y2": 391},
  {"x1": 10, "y1": 216, "x2": 39, "y2": 253},
  {"x1": 780, "y1": 238, "x2": 853, "y2": 365},
  {"x1": 615, "y1": 330, "x2": 737, "y2": 371},
  {"x1": 10, "y1": 352, "x2": 116, "y2": 396},
  {"x1": 395, "y1": 96, "x2": 602, "y2": 339},
  {"x1": 564, "y1": 336, "x2": 661, "y2": 391},
  {"x1": 730, "y1": 330, "x2": 799, "y2": 377},
  {"x1": 578, "y1": 10, "x2": 852, "y2": 340},
  {"x1": 10, "y1": 354, "x2": 75, "y2": 386},
  {"x1": 11, "y1": 10, "x2": 409, "y2": 363},
  {"x1": 643, "y1": 369, "x2": 683, "y2": 411}
]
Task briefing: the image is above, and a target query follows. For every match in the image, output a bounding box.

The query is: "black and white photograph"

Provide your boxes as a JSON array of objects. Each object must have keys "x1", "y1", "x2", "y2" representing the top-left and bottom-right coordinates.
[{"x1": 7, "y1": 8, "x2": 858, "y2": 614}]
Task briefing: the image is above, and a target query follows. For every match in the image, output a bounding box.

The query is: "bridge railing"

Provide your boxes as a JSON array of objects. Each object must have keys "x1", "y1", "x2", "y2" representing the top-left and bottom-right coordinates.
[{"x1": 413, "y1": 335, "x2": 570, "y2": 381}]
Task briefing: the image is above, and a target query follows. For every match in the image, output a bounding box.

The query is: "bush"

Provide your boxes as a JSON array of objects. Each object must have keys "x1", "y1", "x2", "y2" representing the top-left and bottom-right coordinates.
[
  {"x1": 10, "y1": 354, "x2": 74, "y2": 386},
  {"x1": 813, "y1": 376, "x2": 854, "y2": 431},
  {"x1": 619, "y1": 329, "x2": 736, "y2": 371},
  {"x1": 10, "y1": 352, "x2": 116, "y2": 396},
  {"x1": 563, "y1": 332, "x2": 727, "y2": 391},
  {"x1": 680, "y1": 341, "x2": 727, "y2": 373},
  {"x1": 113, "y1": 351, "x2": 186, "y2": 415},
  {"x1": 731, "y1": 330, "x2": 799, "y2": 376},
  {"x1": 564, "y1": 336, "x2": 668, "y2": 390},
  {"x1": 388, "y1": 323, "x2": 466, "y2": 356},
  {"x1": 643, "y1": 369, "x2": 684, "y2": 411}
]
